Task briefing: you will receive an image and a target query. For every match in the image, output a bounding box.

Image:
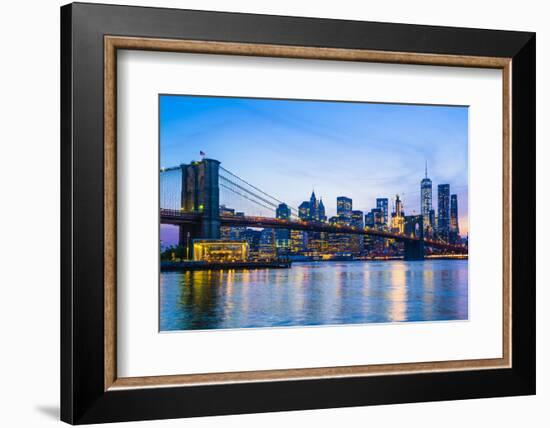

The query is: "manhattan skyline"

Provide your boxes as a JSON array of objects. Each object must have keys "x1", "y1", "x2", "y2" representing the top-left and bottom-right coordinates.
[{"x1": 160, "y1": 94, "x2": 469, "y2": 234}]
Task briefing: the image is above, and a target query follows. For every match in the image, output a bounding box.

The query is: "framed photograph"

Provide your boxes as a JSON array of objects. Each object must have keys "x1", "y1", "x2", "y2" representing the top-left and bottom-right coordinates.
[{"x1": 61, "y1": 2, "x2": 535, "y2": 424}]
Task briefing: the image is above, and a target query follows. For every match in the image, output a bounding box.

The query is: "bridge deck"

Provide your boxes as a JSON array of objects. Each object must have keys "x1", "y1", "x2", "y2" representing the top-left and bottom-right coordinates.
[{"x1": 160, "y1": 209, "x2": 467, "y2": 253}]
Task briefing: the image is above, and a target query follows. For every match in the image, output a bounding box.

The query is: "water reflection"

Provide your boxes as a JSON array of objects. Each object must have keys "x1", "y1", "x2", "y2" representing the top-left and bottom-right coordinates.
[{"x1": 160, "y1": 260, "x2": 468, "y2": 331}]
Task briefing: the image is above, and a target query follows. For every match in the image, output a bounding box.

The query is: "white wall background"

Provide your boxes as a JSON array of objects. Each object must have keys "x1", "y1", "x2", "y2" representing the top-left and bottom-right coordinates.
[{"x1": 0, "y1": 0, "x2": 546, "y2": 426}]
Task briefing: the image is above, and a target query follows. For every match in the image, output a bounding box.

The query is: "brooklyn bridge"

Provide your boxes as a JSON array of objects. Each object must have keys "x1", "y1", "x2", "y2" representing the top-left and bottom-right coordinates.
[{"x1": 160, "y1": 158, "x2": 467, "y2": 261}]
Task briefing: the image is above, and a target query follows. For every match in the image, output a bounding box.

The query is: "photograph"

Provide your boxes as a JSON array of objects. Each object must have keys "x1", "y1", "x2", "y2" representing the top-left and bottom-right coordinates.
[
  {"x1": 159, "y1": 95, "x2": 469, "y2": 331},
  {"x1": 52, "y1": 2, "x2": 536, "y2": 424}
]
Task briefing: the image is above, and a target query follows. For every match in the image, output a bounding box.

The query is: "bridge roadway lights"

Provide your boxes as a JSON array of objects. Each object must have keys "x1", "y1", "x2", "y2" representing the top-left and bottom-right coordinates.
[{"x1": 404, "y1": 240, "x2": 425, "y2": 261}]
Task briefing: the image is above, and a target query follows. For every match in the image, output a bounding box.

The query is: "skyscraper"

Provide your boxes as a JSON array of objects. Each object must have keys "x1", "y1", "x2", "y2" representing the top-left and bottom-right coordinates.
[
  {"x1": 420, "y1": 162, "x2": 433, "y2": 231},
  {"x1": 365, "y1": 208, "x2": 384, "y2": 229},
  {"x1": 298, "y1": 201, "x2": 310, "y2": 220},
  {"x1": 391, "y1": 194, "x2": 405, "y2": 233},
  {"x1": 350, "y1": 210, "x2": 365, "y2": 255},
  {"x1": 450, "y1": 194, "x2": 459, "y2": 244},
  {"x1": 318, "y1": 198, "x2": 326, "y2": 222},
  {"x1": 437, "y1": 184, "x2": 450, "y2": 241},
  {"x1": 275, "y1": 203, "x2": 291, "y2": 254},
  {"x1": 337, "y1": 196, "x2": 352, "y2": 218},
  {"x1": 376, "y1": 198, "x2": 389, "y2": 227},
  {"x1": 309, "y1": 191, "x2": 319, "y2": 221},
  {"x1": 351, "y1": 210, "x2": 364, "y2": 229}
]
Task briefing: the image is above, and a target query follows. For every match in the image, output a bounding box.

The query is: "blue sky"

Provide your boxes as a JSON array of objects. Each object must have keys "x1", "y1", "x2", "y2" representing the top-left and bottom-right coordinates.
[{"x1": 160, "y1": 95, "x2": 468, "y2": 234}]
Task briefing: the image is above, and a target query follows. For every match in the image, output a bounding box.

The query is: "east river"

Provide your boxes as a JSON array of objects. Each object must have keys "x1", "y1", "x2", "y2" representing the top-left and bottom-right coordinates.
[{"x1": 160, "y1": 260, "x2": 468, "y2": 331}]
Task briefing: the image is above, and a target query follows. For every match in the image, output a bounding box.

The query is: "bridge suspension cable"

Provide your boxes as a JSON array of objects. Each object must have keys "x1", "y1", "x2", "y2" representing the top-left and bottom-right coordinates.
[
  {"x1": 160, "y1": 163, "x2": 299, "y2": 217},
  {"x1": 219, "y1": 166, "x2": 299, "y2": 216},
  {"x1": 219, "y1": 182, "x2": 277, "y2": 213},
  {"x1": 219, "y1": 175, "x2": 280, "y2": 211},
  {"x1": 160, "y1": 168, "x2": 182, "y2": 210}
]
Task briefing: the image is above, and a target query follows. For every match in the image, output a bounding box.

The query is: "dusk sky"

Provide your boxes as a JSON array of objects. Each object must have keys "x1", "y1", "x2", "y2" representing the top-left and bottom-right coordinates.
[{"x1": 160, "y1": 95, "x2": 469, "y2": 235}]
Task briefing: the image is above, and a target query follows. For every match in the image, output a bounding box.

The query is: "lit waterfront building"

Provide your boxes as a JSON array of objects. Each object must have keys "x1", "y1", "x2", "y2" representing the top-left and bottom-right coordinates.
[
  {"x1": 437, "y1": 184, "x2": 450, "y2": 241},
  {"x1": 240, "y1": 229, "x2": 261, "y2": 259},
  {"x1": 420, "y1": 162, "x2": 433, "y2": 232},
  {"x1": 450, "y1": 194, "x2": 459, "y2": 244},
  {"x1": 193, "y1": 240, "x2": 249, "y2": 262},
  {"x1": 376, "y1": 198, "x2": 389, "y2": 227},
  {"x1": 290, "y1": 229, "x2": 307, "y2": 254},
  {"x1": 308, "y1": 232, "x2": 329, "y2": 254},
  {"x1": 258, "y1": 228, "x2": 276, "y2": 259}
]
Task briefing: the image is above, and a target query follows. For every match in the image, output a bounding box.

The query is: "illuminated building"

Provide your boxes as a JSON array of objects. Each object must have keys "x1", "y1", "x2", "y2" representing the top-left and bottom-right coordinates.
[
  {"x1": 318, "y1": 198, "x2": 327, "y2": 222},
  {"x1": 298, "y1": 192, "x2": 326, "y2": 223},
  {"x1": 308, "y1": 231, "x2": 328, "y2": 254},
  {"x1": 258, "y1": 228, "x2": 276, "y2": 259},
  {"x1": 219, "y1": 206, "x2": 245, "y2": 241},
  {"x1": 297, "y1": 200, "x2": 311, "y2": 251},
  {"x1": 298, "y1": 201, "x2": 310, "y2": 220},
  {"x1": 351, "y1": 210, "x2": 364, "y2": 229},
  {"x1": 297, "y1": 192, "x2": 329, "y2": 252},
  {"x1": 290, "y1": 229, "x2": 307, "y2": 254},
  {"x1": 275, "y1": 203, "x2": 291, "y2": 255},
  {"x1": 376, "y1": 198, "x2": 389, "y2": 227},
  {"x1": 391, "y1": 194, "x2": 405, "y2": 233},
  {"x1": 337, "y1": 196, "x2": 352, "y2": 219},
  {"x1": 309, "y1": 191, "x2": 319, "y2": 221},
  {"x1": 437, "y1": 184, "x2": 450, "y2": 241},
  {"x1": 429, "y1": 209, "x2": 436, "y2": 236},
  {"x1": 308, "y1": 192, "x2": 327, "y2": 252},
  {"x1": 450, "y1": 194, "x2": 459, "y2": 244},
  {"x1": 219, "y1": 205, "x2": 235, "y2": 216},
  {"x1": 366, "y1": 208, "x2": 385, "y2": 229},
  {"x1": 328, "y1": 215, "x2": 353, "y2": 255},
  {"x1": 304, "y1": 191, "x2": 327, "y2": 222},
  {"x1": 193, "y1": 240, "x2": 249, "y2": 262},
  {"x1": 365, "y1": 207, "x2": 387, "y2": 254},
  {"x1": 350, "y1": 210, "x2": 364, "y2": 254},
  {"x1": 420, "y1": 162, "x2": 433, "y2": 231},
  {"x1": 220, "y1": 205, "x2": 235, "y2": 240},
  {"x1": 276, "y1": 203, "x2": 291, "y2": 219},
  {"x1": 365, "y1": 211, "x2": 374, "y2": 228},
  {"x1": 240, "y1": 229, "x2": 261, "y2": 259}
]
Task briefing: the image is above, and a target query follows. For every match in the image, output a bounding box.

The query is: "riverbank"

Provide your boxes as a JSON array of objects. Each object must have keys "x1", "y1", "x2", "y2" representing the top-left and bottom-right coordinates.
[
  {"x1": 161, "y1": 260, "x2": 292, "y2": 271},
  {"x1": 161, "y1": 255, "x2": 467, "y2": 272},
  {"x1": 290, "y1": 254, "x2": 468, "y2": 262}
]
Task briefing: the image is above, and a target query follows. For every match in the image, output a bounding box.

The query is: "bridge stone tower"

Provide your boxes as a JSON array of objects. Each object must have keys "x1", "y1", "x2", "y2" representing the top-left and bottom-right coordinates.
[
  {"x1": 179, "y1": 158, "x2": 221, "y2": 244},
  {"x1": 404, "y1": 214, "x2": 425, "y2": 260}
]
